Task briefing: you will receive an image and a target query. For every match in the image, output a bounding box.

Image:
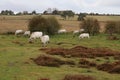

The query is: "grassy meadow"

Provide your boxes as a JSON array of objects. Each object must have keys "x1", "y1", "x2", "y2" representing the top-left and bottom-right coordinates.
[
  {"x1": 0, "y1": 15, "x2": 120, "y2": 80},
  {"x1": 0, "y1": 33, "x2": 120, "y2": 80}
]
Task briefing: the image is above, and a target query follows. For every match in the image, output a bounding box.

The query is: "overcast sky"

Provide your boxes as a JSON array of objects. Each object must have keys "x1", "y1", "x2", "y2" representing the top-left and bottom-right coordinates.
[{"x1": 0, "y1": 0, "x2": 120, "y2": 14}]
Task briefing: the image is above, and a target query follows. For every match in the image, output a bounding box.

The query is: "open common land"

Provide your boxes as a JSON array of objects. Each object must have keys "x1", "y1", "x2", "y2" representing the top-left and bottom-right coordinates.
[{"x1": 0, "y1": 15, "x2": 120, "y2": 80}]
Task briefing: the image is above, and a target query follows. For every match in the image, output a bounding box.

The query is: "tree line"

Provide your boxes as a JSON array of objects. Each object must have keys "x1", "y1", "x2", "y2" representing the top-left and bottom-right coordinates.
[
  {"x1": 1, "y1": 9, "x2": 120, "y2": 20},
  {"x1": 0, "y1": 10, "x2": 37, "y2": 15}
]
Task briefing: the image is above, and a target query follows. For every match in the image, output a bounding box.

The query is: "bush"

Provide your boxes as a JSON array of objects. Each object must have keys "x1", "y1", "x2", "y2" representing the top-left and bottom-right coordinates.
[
  {"x1": 81, "y1": 18, "x2": 100, "y2": 36},
  {"x1": 28, "y1": 16, "x2": 60, "y2": 35},
  {"x1": 47, "y1": 17, "x2": 61, "y2": 35},
  {"x1": 115, "y1": 21, "x2": 120, "y2": 34},
  {"x1": 105, "y1": 21, "x2": 116, "y2": 36}
]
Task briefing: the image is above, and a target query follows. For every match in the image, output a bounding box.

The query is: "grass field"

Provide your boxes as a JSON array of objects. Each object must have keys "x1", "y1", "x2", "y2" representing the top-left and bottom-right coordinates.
[
  {"x1": 0, "y1": 15, "x2": 120, "y2": 34},
  {"x1": 0, "y1": 33, "x2": 120, "y2": 80}
]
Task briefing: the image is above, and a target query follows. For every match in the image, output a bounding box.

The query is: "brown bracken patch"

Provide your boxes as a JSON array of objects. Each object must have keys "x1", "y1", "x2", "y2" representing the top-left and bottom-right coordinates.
[
  {"x1": 31, "y1": 55, "x2": 75, "y2": 67},
  {"x1": 40, "y1": 46, "x2": 120, "y2": 58},
  {"x1": 63, "y1": 74, "x2": 96, "y2": 80}
]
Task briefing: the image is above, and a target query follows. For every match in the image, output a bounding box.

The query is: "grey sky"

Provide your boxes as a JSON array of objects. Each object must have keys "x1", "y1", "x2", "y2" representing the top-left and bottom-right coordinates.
[{"x1": 0, "y1": 0, "x2": 120, "y2": 14}]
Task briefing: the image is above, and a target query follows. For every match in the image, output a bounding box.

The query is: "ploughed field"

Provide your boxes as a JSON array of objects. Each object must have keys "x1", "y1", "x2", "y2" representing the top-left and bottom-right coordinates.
[{"x1": 0, "y1": 33, "x2": 120, "y2": 80}]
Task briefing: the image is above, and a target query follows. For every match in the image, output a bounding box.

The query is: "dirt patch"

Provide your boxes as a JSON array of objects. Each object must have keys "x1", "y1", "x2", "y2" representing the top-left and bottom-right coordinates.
[
  {"x1": 97, "y1": 61, "x2": 120, "y2": 74},
  {"x1": 12, "y1": 40, "x2": 25, "y2": 46},
  {"x1": 40, "y1": 46, "x2": 120, "y2": 58},
  {"x1": 78, "y1": 59, "x2": 97, "y2": 68},
  {"x1": 31, "y1": 55, "x2": 75, "y2": 67},
  {"x1": 39, "y1": 78, "x2": 50, "y2": 80},
  {"x1": 63, "y1": 74, "x2": 95, "y2": 80},
  {"x1": 97, "y1": 63, "x2": 114, "y2": 71},
  {"x1": 107, "y1": 36, "x2": 119, "y2": 40},
  {"x1": 109, "y1": 65, "x2": 120, "y2": 74}
]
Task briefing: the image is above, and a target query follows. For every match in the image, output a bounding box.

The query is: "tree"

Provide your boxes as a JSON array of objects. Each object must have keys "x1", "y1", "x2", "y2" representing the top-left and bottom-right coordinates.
[
  {"x1": 43, "y1": 10, "x2": 47, "y2": 15},
  {"x1": 61, "y1": 11, "x2": 67, "y2": 20},
  {"x1": 67, "y1": 10, "x2": 74, "y2": 18},
  {"x1": 16, "y1": 12, "x2": 22, "y2": 15},
  {"x1": 61, "y1": 10, "x2": 75, "y2": 20},
  {"x1": 1, "y1": 10, "x2": 14, "y2": 15},
  {"x1": 52, "y1": 10, "x2": 59, "y2": 15},
  {"x1": 78, "y1": 13, "x2": 86, "y2": 21},
  {"x1": 81, "y1": 18, "x2": 100, "y2": 35},
  {"x1": 23, "y1": 11, "x2": 29, "y2": 15},
  {"x1": 31, "y1": 10, "x2": 37, "y2": 15},
  {"x1": 28, "y1": 16, "x2": 61, "y2": 35}
]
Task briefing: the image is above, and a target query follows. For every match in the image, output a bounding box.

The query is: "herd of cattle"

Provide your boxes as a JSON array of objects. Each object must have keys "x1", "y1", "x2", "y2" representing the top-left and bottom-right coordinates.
[{"x1": 15, "y1": 29, "x2": 90, "y2": 47}]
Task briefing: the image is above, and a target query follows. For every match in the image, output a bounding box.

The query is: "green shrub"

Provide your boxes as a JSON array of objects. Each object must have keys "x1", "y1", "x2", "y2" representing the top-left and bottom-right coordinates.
[
  {"x1": 81, "y1": 18, "x2": 100, "y2": 36},
  {"x1": 105, "y1": 21, "x2": 120, "y2": 35},
  {"x1": 47, "y1": 17, "x2": 61, "y2": 35},
  {"x1": 28, "y1": 16, "x2": 60, "y2": 35},
  {"x1": 105, "y1": 21, "x2": 116, "y2": 36},
  {"x1": 115, "y1": 21, "x2": 120, "y2": 34}
]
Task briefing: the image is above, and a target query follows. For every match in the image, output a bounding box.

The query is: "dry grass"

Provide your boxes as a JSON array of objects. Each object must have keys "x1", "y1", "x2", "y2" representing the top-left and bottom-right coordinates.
[
  {"x1": 0, "y1": 19, "x2": 28, "y2": 33},
  {"x1": 1, "y1": 15, "x2": 120, "y2": 33}
]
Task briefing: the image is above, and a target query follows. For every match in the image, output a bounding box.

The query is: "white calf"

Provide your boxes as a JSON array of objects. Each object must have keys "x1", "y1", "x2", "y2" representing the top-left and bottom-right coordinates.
[
  {"x1": 80, "y1": 29, "x2": 84, "y2": 32},
  {"x1": 29, "y1": 31, "x2": 43, "y2": 43},
  {"x1": 79, "y1": 33, "x2": 90, "y2": 39},
  {"x1": 23, "y1": 31, "x2": 30, "y2": 36},
  {"x1": 15, "y1": 30, "x2": 24, "y2": 36},
  {"x1": 58, "y1": 29, "x2": 67, "y2": 33},
  {"x1": 73, "y1": 30, "x2": 80, "y2": 37},
  {"x1": 73, "y1": 30, "x2": 80, "y2": 34},
  {"x1": 40, "y1": 35, "x2": 50, "y2": 47}
]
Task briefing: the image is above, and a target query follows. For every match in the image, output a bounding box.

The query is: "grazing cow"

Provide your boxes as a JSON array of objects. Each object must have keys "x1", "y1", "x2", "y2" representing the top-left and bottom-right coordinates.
[
  {"x1": 23, "y1": 31, "x2": 30, "y2": 36},
  {"x1": 15, "y1": 30, "x2": 24, "y2": 36},
  {"x1": 73, "y1": 30, "x2": 80, "y2": 37},
  {"x1": 58, "y1": 29, "x2": 67, "y2": 33},
  {"x1": 40, "y1": 35, "x2": 50, "y2": 47},
  {"x1": 79, "y1": 33, "x2": 90, "y2": 39},
  {"x1": 29, "y1": 31, "x2": 43, "y2": 43},
  {"x1": 80, "y1": 29, "x2": 84, "y2": 32},
  {"x1": 73, "y1": 30, "x2": 80, "y2": 34},
  {"x1": 73, "y1": 29, "x2": 85, "y2": 37}
]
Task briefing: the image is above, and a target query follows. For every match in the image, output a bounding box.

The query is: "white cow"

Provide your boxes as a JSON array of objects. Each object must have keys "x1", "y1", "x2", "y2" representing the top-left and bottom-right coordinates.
[
  {"x1": 79, "y1": 33, "x2": 90, "y2": 39},
  {"x1": 29, "y1": 31, "x2": 43, "y2": 43},
  {"x1": 80, "y1": 29, "x2": 84, "y2": 32},
  {"x1": 58, "y1": 29, "x2": 67, "y2": 33},
  {"x1": 73, "y1": 29, "x2": 85, "y2": 37},
  {"x1": 40, "y1": 35, "x2": 50, "y2": 47},
  {"x1": 15, "y1": 30, "x2": 24, "y2": 36},
  {"x1": 73, "y1": 30, "x2": 80, "y2": 34},
  {"x1": 73, "y1": 30, "x2": 80, "y2": 37},
  {"x1": 23, "y1": 31, "x2": 30, "y2": 36}
]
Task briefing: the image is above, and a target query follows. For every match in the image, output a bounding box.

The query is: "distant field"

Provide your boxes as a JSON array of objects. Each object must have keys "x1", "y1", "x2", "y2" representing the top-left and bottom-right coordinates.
[{"x1": 0, "y1": 15, "x2": 120, "y2": 33}]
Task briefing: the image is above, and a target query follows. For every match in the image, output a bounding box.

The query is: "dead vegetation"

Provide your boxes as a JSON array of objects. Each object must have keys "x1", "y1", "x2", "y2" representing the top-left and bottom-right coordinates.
[
  {"x1": 31, "y1": 55, "x2": 75, "y2": 67},
  {"x1": 78, "y1": 58, "x2": 97, "y2": 68},
  {"x1": 39, "y1": 46, "x2": 120, "y2": 74},
  {"x1": 40, "y1": 46, "x2": 120, "y2": 58},
  {"x1": 97, "y1": 61, "x2": 120, "y2": 74},
  {"x1": 107, "y1": 36, "x2": 119, "y2": 40},
  {"x1": 63, "y1": 74, "x2": 95, "y2": 80}
]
